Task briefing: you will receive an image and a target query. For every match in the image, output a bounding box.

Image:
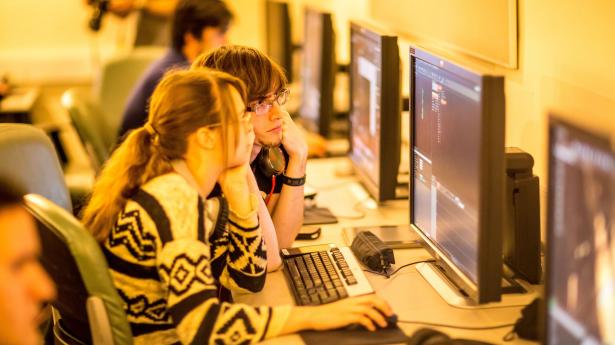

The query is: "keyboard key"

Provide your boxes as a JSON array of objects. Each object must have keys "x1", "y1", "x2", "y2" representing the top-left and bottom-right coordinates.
[
  {"x1": 321, "y1": 294, "x2": 338, "y2": 304},
  {"x1": 318, "y1": 290, "x2": 328, "y2": 301},
  {"x1": 346, "y1": 277, "x2": 358, "y2": 285},
  {"x1": 310, "y1": 295, "x2": 320, "y2": 305}
]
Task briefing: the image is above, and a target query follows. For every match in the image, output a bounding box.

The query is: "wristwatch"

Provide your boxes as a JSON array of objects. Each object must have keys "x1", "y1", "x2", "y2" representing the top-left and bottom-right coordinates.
[{"x1": 281, "y1": 174, "x2": 306, "y2": 186}]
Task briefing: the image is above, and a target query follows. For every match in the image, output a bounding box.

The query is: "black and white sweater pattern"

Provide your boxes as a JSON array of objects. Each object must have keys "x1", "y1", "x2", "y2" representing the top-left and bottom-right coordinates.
[{"x1": 103, "y1": 173, "x2": 290, "y2": 345}]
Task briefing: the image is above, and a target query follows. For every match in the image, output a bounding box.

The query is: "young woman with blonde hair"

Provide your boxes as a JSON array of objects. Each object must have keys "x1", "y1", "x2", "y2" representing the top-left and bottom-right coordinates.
[{"x1": 82, "y1": 69, "x2": 393, "y2": 344}]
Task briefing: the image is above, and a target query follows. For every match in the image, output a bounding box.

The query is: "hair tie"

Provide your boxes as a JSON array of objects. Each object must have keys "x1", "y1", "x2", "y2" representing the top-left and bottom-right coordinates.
[{"x1": 144, "y1": 122, "x2": 160, "y2": 146}]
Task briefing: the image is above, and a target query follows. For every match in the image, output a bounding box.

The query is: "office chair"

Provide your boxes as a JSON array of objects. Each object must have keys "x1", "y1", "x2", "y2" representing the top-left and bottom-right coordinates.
[
  {"x1": 61, "y1": 89, "x2": 111, "y2": 172},
  {"x1": 24, "y1": 194, "x2": 133, "y2": 345},
  {"x1": 95, "y1": 47, "x2": 165, "y2": 145},
  {"x1": 0, "y1": 124, "x2": 72, "y2": 211}
]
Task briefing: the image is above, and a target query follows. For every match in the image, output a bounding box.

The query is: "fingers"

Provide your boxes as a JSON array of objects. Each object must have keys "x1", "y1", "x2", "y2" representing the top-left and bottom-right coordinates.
[
  {"x1": 355, "y1": 315, "x2": 377, "y2": 331},
  {"x1": 356, "y1": 305, "x2": 387, "y2": 329},
  {"x1": 368, "y1": 295, "x2": 394, "y2": 316},
  {"x1": 351, "y1": 294, "x2": 394, "y2": 320}
]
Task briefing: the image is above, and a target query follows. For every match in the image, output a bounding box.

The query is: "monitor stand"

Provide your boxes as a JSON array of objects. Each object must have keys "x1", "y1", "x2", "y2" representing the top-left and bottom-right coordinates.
[{"x1": 416, "y1": 262, "x2": 539, "y2": 309}]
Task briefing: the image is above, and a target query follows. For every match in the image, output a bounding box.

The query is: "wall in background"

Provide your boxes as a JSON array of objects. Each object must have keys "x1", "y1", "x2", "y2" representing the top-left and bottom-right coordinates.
[{"x1": 371, "y1": 0, "x2": 517, "y2": 68}]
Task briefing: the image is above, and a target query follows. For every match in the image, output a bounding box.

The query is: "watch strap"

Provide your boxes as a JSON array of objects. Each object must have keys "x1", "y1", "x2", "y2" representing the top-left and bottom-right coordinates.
[{"x1": 281, "y1": 174, "x2": 306, "y2": 186}]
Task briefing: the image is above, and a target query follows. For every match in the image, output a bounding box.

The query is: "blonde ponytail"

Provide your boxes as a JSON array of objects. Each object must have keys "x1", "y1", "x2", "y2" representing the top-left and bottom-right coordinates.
[{"x1": 82, "y1": 127, "x2": 172, "y2": 242}]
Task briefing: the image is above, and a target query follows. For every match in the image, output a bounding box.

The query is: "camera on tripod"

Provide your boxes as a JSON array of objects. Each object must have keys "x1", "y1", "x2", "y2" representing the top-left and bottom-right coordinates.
[{"x1": 88, "y1": 0, "x2": 110, "y2": 32}]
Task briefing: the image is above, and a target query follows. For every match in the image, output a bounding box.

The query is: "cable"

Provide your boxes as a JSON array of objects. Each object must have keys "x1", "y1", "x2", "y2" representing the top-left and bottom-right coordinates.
[
  {"x1": 363, "y1": 259, "x2": 436, "y2": 278},
  {"x1": 397, "y1": 319, "x2": 516, "y2": 331}
]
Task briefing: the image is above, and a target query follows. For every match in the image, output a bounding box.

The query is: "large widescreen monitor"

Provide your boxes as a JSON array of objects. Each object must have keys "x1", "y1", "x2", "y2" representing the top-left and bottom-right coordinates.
[
  {"x1": 410, "y1": 45, "x2": 505, "y2": 304},
  {"x1": 348, "y1": 21, "x2": 401, "y2": 202},
  {"x1": 545, "y1": 117, "x2": 615, "y2": 345}
]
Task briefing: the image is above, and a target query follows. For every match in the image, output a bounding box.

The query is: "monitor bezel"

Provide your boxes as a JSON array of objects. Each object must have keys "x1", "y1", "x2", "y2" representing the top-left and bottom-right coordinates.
[
  {"x1": 409, "y1": 45, "x2": 504, "y2": 304},
  {"x1": 544, "y1": 115, "x2": 613, "y2": 344},
  {"x1": 348, "y1": 20, "x2": 401, "y2": 203}
]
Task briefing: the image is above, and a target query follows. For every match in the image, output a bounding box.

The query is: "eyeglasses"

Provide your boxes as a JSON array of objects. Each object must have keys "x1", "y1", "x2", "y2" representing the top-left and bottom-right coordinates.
[{"x1": 247, "y1": 88, "x2": 290, "y2": 116}]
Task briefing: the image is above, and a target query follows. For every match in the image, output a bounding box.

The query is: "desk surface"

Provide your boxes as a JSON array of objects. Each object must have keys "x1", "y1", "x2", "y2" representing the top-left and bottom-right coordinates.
[{"x1": 235, "y1": 157, "x2": 538, "y2": 345}]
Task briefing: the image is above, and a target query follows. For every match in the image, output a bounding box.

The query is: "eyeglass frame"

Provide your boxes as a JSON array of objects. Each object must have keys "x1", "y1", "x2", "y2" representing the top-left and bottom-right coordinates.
[{"x1": 246, "y1": 88, "x2": 290, "y2": 116}]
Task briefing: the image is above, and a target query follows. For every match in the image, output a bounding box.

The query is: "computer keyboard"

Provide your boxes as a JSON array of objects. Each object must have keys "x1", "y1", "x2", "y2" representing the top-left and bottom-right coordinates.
[{"x1": 281, "y1": 244, "x2": 374, "y2": 305}]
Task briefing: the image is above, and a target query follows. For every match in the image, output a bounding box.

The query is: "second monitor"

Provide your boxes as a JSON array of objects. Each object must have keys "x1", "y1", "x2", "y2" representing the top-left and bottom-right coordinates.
[
  {"x1": 410, "y1": 45, "x2": 506, "y2": 305},
  {"x1": 348, "y1": 21, "x2": 401, "y2": 203}
]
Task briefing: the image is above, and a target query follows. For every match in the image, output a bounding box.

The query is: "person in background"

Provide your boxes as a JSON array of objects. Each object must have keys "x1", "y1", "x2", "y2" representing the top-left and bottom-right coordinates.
[
  {"x1": 118, "y1": 0, "x2": 232, "y2": 139},
  {"x1": 0, "y1": 181, "x2": 56, "y2": 345},
  {"x1": 82, "y1": 69, "x2": 393, "y2": 344},
  {"x1": 193, "y1": 46, "x2": 307, "y2": 267}
]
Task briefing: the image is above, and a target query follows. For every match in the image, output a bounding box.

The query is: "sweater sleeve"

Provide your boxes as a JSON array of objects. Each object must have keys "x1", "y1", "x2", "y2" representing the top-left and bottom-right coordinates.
[
  {"x1": 217, "y1": 193, "x2": 269, "y2": 293},
  {"x1": 157, "y1": 238, "x2": 290, "y2": 345}
]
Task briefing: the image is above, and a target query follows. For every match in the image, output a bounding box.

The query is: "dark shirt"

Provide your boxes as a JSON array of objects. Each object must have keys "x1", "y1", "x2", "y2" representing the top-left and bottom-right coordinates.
[
  {"x1": 118, "y1": 48, "x2": 189, "y2": 140},
  {"x1": 209, "y1": 146, "x2": 290, "y2": 198}
]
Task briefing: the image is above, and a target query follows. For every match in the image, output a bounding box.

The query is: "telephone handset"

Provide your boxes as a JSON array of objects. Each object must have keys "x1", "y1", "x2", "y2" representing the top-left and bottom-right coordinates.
[{"x1": 257, "y1": 146, "x2": 286, "y2": 177}]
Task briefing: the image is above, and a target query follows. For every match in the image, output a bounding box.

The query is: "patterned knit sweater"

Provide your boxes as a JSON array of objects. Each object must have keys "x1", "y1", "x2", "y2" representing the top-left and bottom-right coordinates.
[{"x1": 103, "y1": 173, "x2": 290, "y2": 344}]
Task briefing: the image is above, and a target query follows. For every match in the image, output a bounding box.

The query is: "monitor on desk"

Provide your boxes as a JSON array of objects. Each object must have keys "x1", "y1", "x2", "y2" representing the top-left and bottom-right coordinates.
[
  {"x1": 265, "y1": 0, "x2": 293, "y2": 83},
  {"x1": 545, "y1": 117, "x2": 615, "y2": 345},
  {"x1": 348, "y1": 21, "x2": 401, "y2": 203},
  {"x1": 299, "y1": 7, "x2": 336, "y2": 137},
  {"x1": 409, "y1": 45, "x2": 506, "y2": 305}
]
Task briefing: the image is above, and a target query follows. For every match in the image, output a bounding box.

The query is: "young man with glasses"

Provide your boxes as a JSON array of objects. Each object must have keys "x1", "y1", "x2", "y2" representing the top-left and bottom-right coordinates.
[{"x1": 193, "y1": 46, "x2": 308, "y2": 270}]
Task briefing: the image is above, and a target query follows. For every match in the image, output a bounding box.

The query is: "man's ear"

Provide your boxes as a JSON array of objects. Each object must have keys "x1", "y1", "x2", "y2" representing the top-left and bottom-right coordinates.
[{"x1": 195, "y1": 127, "x2": 217, "y2": 150}]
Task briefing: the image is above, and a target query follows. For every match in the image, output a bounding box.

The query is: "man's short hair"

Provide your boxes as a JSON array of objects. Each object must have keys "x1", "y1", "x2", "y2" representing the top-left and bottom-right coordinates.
[
  {"x1": 172, "y1": 0, "x2": 234, "y2": 52},
  {"x1": 0, "y1": 180, "x2": 23, "y2": 211},
  {"x1": 192, "y1": 45, "x2": 288, "y2": 102}
]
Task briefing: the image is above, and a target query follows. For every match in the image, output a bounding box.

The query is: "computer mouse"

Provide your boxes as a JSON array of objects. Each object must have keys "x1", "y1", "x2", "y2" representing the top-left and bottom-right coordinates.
[
  {"x1": 345, "y1": 312, "x2": 398, "y2": 331},
  {"x1": 406, "y1": 328, "x2": 450, "y2": 345},
  {"x1": 406, "y1": 328, "x2": 495, "y2": 345}
]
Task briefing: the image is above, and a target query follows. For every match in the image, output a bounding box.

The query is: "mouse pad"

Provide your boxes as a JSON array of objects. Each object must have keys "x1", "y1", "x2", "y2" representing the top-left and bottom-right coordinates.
[
  {"x1": 300, "y1": 326, "x2": 407, "y2": 345},
  {"x1": 303, "y1": 206, "x2": 338, "y2": 225}
]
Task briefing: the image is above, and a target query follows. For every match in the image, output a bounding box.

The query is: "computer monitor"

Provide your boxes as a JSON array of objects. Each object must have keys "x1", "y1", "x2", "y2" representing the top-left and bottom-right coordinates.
[
  {"x1": 265, "y1": 0, "x2": 293, "y2": 82},
  {"x1": 299, "y1": 7, "x2": 335, "y2": 137},
  {"x1": 409, "y1": 45, "x2": 505, "y2": 304},
  {"x1": 545, "y1": 117, "x2": 615, "y2": 344},
  {"x1": 348, "y1": 21, "x2": 401, "y2": 202}
]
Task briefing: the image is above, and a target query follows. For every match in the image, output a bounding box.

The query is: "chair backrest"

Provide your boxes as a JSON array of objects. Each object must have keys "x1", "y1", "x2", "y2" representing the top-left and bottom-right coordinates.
[
  {"x1": 96, "y1": 47, "x2": 165, "y2": 144},
  {"x1": 62, "y1": 89, "x2": 110, "y2": 172},
  {"x1": 24, "y1": 194, "x2": 133, "y2": 345},
  {"x1": 0, "y1": 124, "x2": 71, "y2": 211}
]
